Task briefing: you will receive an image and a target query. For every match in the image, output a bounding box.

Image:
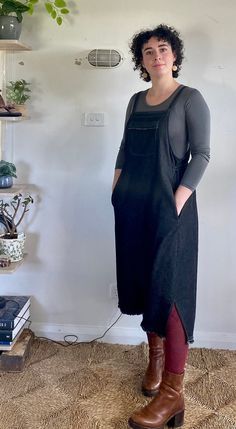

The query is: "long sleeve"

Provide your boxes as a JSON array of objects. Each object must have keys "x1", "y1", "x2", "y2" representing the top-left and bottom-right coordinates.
[{"x1": 180, "y1": 89, "x2": 210, "y2": 191}]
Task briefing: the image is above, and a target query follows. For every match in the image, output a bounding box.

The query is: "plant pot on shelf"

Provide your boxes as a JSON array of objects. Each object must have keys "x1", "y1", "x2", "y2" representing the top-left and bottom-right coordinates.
[
  {"x1": 0, "y1": 232, "x2": 25, "y2": 262},
  {"x1": 0, "y1": 176, "x2": 13, "y2": 188},
  {"x1": 13, "y1": 104, "x2": 27, "y2": 117},
  {"x1": 0, "y1": 161, "x2": 16, "y2": 188},
  {"x1": 0, "y1": 194, "x2": 33, "y2": 262},
  {"x1": 0, "y1": 16, "x2": 22, "y2": 40}
]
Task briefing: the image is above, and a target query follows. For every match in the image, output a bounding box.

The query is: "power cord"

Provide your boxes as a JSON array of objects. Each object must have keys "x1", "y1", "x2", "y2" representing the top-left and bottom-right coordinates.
[
  {"x1": 2, "y1": 299, "x2": 123, "y2": 347},
  {"x1": 35, "y1": 311, "x2": 123, "y2": 347}
]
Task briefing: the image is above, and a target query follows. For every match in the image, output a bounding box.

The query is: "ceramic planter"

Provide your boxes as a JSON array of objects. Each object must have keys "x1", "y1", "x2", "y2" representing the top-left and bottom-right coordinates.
[
  {"x1": 14, "y1": 104, "x2": 27, "y2": 117},
  {"x1": 0, "y1": 232, "x2": 25, "y2": 262},
  {"x1": 0, "y1": 176, "x2": 13, "y2": 188},
  {"x1": 0, "y1": 16, "x2": 22, "y2": 40}
]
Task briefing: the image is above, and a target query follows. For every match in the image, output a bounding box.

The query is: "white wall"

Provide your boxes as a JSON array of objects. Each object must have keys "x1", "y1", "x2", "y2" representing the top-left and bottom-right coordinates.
[{"x1": 1, "y1": 0, "x2": 235, "y2": 349}]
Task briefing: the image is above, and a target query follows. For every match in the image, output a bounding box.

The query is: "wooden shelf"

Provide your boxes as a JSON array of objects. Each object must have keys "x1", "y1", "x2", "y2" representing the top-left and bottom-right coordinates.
[
  {"x1": 0, "y1": 115, "x2": 29, "y2": 122},
  {"x1": 0, "y1": 184, "x2": 38, "y2": 197},
  {"x1": 0, "y1": 257, "x2": 24, "y2": 274},
  {"x1": 0, "y1": 40, "x2": 31, "y2": 51},
  {"x1": 0, "y1": 185, "x2": 26, "y2": 196}
]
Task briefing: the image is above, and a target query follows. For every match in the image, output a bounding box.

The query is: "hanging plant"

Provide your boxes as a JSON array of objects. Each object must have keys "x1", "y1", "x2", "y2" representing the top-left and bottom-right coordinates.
[{"x1": 0, "y1": 0, "x2": 70, "y2": 25}]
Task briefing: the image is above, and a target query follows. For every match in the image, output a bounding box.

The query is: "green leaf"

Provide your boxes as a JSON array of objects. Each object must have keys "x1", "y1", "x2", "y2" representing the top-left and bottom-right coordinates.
[
  {"x1": 27, "y1": 4, "x2": 34, "y2": 15},
  {"x1": 54, "y1": 0, "x2": 66, "y2": 7},
  {"x1": 45, "y1": 2, "x2": 53, "y2": 13},
  {"x1": 56, "y1": 16, "x2": 62, "y2": 25},
  {"x1": 29, "y1": 0, "x2": 38, "y2": 3},
  {"x1": 51, "y1": 9, "x2": 56, "y2": 19},
  {"x1": 60, "y1": 8, "x2": 69, "y2": 14},
  {"x1": 16, "y1": 11, "x2": 23, "y2": 22}
]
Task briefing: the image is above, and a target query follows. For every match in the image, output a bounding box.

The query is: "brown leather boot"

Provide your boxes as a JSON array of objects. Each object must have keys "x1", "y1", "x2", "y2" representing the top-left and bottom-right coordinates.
[
  {"x1": 129, "y1": 370, "x2": 185, "y2": 429},
  {"x1": 142, "y1": 332, "x2": 164, "y2": 397}
]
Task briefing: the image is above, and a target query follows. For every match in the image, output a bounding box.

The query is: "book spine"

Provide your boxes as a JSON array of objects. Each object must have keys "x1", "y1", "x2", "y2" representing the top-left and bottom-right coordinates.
[
  {"x1": 0, "y1": 331, "x2": 14, "y2": 341},
  {"x1": 0, "y1": 321, "x2": 13, "y2": 330}
]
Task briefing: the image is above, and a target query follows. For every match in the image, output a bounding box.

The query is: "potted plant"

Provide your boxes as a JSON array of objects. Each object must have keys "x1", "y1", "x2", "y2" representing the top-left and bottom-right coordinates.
[
  {"x1": 0, "y1": 160, "x2": 17, "y2": 188},
  {"x1": 0, "y1": 0, "x2": 70, "y2": 39},
  {"x1": 6, "y1": 79, "x2": 31, "y2": 116},
  {"x1": 0, "y1": 193, "x2": 33, "y2": 261}
]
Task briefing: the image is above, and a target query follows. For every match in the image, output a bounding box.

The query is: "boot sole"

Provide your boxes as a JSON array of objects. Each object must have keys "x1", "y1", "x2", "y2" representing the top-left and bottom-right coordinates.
[{"x1": 128, "y1": 409, "x2": 184, "y2": 429}]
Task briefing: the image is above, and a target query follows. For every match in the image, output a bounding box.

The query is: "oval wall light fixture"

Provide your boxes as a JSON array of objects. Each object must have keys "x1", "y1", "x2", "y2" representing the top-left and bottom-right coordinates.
[{"x1": 86, "y1": 49, "x2": 124, "y2": 68}]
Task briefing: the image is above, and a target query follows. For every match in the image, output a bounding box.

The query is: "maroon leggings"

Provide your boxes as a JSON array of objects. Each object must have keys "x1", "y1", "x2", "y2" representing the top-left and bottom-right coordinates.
[{"x1": 164, "y1": 304, "x2": 189, "y2": 374}]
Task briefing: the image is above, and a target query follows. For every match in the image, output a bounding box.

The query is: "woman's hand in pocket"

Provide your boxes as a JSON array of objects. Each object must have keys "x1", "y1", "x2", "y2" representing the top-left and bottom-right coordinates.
[
  {"x1": 175, "y1": 185, "x2": 193, "y2": 216},
  {"x1": 112, "y1": 169, "x2": 122, "y2": 192}
]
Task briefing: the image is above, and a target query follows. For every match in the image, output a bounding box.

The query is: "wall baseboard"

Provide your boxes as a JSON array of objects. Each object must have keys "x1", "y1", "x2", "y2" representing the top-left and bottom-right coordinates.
[{"x1": 31, "y1": 322, "x2": 236, "y2": 350}]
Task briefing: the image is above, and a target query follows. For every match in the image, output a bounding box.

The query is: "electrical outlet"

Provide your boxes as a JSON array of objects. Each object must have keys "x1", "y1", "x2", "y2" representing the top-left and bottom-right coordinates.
[{"x1": 109, "y1": 283, "x2": 118, "y2": 300}]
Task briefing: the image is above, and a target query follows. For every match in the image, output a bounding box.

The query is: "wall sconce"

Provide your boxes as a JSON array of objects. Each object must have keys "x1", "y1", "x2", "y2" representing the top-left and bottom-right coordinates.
[{"x1": 86, "y1": 49, "x2": 124, "y2": 69}]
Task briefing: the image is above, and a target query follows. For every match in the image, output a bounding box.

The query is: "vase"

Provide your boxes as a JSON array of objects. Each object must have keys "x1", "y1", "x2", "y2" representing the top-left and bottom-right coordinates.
[
  {"x1": 0, "y1": 176, "x2": 13, "y2": 188},
  {"x1": 0, "y1": 16, "x2": 22, "y2": 40}
]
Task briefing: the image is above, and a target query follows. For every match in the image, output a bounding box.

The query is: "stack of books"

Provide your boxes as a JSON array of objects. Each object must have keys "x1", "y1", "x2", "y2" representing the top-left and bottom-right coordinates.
[{"x1": 0, "y1": 296, "x2": 31, "y2": 351}]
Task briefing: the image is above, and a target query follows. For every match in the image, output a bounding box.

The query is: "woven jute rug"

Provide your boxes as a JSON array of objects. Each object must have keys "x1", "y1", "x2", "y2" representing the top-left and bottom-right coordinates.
[{"x1": 0, "y1": 339, "x2": 235, "y2": 429}]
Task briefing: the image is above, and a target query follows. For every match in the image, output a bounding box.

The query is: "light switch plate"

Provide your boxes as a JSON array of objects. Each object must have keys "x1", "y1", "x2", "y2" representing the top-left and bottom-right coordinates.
[{"x1": 83, "y1": 112, "x2": 105, "y2": 127}]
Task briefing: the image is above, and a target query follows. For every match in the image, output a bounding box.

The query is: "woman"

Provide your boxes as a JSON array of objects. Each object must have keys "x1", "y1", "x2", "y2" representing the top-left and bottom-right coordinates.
[{"x1": 112, "y1": 25, "x2": 210, "y2": 429}]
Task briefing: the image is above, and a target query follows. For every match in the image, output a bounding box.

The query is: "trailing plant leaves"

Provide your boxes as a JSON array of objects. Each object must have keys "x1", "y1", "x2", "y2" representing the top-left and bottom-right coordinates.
[
  {"x1": 27, "y1": 3, "x2": 34, "y2": 15},
  {"x1": 0, "y1": 0, "x2": 70, "y2": 24},
  {"x1": 45, "y1": 2, "x2": 53, "y2": 13},
  {"x1": 51, "y1": 9, "x2": 56, "y2": 19},
  {"x1": 54, "y1": 0, "x2": 66, "y2": 8}
]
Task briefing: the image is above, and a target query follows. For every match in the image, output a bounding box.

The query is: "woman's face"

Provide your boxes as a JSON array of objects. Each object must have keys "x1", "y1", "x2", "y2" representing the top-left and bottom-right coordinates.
[{"x1": 141, "y1": 37, "x2": 176, "y2": 79}]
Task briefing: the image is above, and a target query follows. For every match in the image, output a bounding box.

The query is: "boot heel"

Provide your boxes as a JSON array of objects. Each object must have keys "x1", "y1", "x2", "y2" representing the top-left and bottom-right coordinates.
[{"x1": 167, "y1": 410, "x2": 184, "y2": 428}]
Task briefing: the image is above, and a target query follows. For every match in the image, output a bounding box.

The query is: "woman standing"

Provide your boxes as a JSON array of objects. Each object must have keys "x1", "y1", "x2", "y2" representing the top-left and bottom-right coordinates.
[{"x1": 112, "y1": 25, "x2": 210, "y2": 429}]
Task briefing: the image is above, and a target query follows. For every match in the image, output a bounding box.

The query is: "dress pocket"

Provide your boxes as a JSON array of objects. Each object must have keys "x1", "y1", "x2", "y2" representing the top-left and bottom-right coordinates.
[{"x1": 175, "y1": 194, "x2": 193, "y2": 221}]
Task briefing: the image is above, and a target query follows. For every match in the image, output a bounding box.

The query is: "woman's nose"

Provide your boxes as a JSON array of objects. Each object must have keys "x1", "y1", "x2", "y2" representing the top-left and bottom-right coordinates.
[{"x1": 154, "y1": 51, "x2": 161, "y2": 60}]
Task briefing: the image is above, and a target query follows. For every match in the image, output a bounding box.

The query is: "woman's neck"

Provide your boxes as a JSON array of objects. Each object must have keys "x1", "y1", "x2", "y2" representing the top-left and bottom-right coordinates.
[
  {"x1": 146, "y1": 77, "x2": 181, "y2": 106},
  {"x1": 149, "y1": 77, "x2": 179, "y2": 97}
]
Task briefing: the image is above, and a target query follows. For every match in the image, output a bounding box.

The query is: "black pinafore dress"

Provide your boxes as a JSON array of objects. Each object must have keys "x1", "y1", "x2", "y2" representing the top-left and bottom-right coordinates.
[{"x1": 112, "y1": 86, "x2": 198, "y2": 344}]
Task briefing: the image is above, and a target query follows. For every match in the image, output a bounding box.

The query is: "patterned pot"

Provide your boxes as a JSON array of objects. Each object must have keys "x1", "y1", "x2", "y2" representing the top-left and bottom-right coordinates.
[{"x1": 0, "y1": 232, "x2": 25, "y2": 262}]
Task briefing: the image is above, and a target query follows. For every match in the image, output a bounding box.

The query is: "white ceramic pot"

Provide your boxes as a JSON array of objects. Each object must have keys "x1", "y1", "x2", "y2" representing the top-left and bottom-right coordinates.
[{"x1": 0, "y1": 232, "x2": 25, "y2": 262}]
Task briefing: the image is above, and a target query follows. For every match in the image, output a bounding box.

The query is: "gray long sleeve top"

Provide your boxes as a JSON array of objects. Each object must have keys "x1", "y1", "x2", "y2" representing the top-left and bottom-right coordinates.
[{"x1": 115, "y1": 85, "x2": 210, "y2": 191}]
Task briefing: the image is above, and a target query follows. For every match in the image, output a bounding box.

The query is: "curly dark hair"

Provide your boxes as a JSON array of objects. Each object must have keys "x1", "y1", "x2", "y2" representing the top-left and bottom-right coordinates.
[{"x1": 129, "y1": 24, "x2": 184, "y2": 81}]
